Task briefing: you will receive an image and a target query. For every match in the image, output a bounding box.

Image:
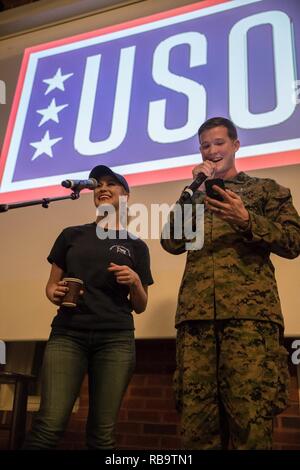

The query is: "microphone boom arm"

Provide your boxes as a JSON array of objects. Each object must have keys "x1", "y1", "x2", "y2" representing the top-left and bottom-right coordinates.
[{"x1": 0, "y1": 191, "x2": 80, "y2": 213}]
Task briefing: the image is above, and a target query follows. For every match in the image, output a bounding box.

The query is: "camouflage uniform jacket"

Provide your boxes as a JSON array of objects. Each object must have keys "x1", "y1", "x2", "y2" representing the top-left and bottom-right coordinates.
[{"x1": 161, "y1": 172, "x2": 300, "y2": 328}]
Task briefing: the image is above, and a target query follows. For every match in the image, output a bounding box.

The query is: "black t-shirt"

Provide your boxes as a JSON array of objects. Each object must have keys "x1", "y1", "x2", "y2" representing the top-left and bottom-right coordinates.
[{"x1": 47, "y1": 223, "x2": 153, "y2": 331}]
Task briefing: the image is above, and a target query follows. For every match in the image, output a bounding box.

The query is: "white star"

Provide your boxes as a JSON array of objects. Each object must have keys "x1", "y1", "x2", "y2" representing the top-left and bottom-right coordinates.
[
  {"x1": 43, "y1": 68, "x2": 73, "y2": 95},
  {"x1": 30, "y1": 130, "x2": 62, "y2": 161},
  {"x1": 37, "y1": 98, "x2": 68, "y2": 126}
]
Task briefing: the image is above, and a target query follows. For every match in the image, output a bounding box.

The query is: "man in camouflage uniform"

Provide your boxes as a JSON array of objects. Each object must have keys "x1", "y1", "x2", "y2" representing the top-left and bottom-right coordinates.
[{"x1": 161, "y1": 117, "x2": 300, "y2": 449}]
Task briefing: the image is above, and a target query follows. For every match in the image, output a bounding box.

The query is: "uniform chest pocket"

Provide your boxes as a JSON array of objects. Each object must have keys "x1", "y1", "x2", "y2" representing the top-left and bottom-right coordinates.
[{"x1": 234, "y1": 190, "x2": 264, "y2": 215}]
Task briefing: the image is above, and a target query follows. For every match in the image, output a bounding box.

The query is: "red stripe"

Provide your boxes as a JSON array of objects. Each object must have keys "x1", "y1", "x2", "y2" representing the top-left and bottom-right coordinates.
[
  {"x1": 1, "y1": 151, "x2": 299, "y2": 204},
  {"x1": 126, "y1": 150, "x2": 300, "y2": 186},
  {"x1": 236, "y1": 150, "x2": 300, "y2": 171},
  {"x1": 0, "y1": 49, "x2": 31, "y2": 181}
]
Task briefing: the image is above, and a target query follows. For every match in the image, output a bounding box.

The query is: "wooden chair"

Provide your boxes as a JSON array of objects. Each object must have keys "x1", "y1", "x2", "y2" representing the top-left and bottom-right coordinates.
[{"x1": 0, "y1": 371, "x2": 35, "y2": 449}]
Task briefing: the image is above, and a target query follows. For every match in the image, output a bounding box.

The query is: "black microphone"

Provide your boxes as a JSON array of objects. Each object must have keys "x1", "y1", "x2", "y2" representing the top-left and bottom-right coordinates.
[
  {"x1": 180, "y1": 172, "x2": 208, "y2": 202},
  {"x1": 61, "y1": 178, "x2": 98, "y2": 191}
]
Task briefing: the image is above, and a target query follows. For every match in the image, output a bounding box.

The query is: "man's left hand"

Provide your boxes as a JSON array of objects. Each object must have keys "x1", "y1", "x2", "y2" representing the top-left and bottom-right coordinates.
[{"x1": 204, "y1": 186, "x2": 250, "y2": 229}]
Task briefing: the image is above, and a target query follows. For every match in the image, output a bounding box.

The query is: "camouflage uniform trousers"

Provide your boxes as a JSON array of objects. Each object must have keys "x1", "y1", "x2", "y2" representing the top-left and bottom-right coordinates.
[{"x1": 174, "y1": 319, "x2": 290, "y2": 450}]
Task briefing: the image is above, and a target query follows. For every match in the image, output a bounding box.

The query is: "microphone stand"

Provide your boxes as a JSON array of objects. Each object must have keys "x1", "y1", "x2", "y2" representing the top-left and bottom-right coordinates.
[{"x1": 0, "y1": 189, "x2": 81, "y2": 213}]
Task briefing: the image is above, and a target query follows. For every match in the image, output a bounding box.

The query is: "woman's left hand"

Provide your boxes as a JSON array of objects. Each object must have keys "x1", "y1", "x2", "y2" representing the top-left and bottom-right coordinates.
[
  {"x1": 204, "y1": 186, "x2": 250, "y2": 229},
  {"x1": 108, "y1": 263, "x2": 141, "y2": 287}
]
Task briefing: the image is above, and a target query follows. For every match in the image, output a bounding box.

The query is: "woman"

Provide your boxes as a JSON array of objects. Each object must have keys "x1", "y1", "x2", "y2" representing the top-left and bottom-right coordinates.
[{"x1": 24, "y1": 165, "x2": 153, "y2": 449}]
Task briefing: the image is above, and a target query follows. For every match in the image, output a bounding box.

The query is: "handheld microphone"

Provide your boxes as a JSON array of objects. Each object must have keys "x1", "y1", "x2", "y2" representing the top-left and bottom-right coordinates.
[
  {"x1": 61, "y1": 178, "x2": 98, "y2": 191},
  {"x1": 180, "y1": 172, "x2": 208, "y2": 202}
]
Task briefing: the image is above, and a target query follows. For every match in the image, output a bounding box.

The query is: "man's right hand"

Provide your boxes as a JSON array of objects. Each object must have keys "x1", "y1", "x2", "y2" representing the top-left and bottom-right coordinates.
[{"x1": 192, "y1": 161, "x2": 216, "y2": 190}]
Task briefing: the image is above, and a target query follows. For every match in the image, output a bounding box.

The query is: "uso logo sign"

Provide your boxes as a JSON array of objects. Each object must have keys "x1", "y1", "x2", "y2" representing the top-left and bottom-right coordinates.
[{"x1": 0, "y1": 0, "x2": 299, "y2": 203}]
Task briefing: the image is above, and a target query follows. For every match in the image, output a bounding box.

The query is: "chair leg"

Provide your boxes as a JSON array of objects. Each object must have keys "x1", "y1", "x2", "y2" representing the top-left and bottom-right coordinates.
[{"x1": 9, "y1": 380, "x2": 28, "y2": 449}]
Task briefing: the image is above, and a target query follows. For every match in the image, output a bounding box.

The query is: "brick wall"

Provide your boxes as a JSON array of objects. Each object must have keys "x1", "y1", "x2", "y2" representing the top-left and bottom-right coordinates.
[{"x1": 0, "y1": 339, "x2": 299, "y2": 450}]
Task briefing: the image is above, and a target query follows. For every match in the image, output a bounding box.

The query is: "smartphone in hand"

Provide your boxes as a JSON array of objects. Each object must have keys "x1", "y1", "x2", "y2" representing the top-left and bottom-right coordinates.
[{"x1": 205, "y1": 178, "x2": 226, "y2": 201}]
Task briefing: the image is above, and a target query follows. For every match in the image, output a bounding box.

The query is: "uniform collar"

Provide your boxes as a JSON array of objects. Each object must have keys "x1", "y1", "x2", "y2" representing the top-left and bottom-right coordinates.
[{"x1": 225, "y1": 172, "x2": 250, "y2": 184}]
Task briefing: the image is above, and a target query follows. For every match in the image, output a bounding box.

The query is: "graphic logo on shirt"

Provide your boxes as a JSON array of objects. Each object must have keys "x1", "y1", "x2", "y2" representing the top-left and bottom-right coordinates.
[{"x1": 109, "y1": 245, "x2": 131, "y2": 258}]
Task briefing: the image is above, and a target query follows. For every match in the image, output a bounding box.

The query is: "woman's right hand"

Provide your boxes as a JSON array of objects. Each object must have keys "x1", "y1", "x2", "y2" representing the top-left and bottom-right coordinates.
[{"x1": 47, "y1": 280, "x2": 69, "y2": 306}]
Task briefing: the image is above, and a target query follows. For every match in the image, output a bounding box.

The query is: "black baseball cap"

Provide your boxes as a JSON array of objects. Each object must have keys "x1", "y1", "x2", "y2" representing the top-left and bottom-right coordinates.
[{"x1": 89, "y1": 165, "x2": 130, "y2": 193}]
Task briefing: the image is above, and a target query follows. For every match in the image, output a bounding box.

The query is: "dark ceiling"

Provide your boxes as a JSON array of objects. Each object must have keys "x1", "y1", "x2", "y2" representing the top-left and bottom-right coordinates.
[{"x1": 0, "y1": 0, "x2": 40, "y2": 12}]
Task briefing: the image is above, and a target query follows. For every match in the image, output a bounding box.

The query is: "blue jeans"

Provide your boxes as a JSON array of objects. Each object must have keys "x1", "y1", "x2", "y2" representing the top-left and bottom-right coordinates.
[{"x1": 23, "y1": 328, "x2": 135, "y2": 449}]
